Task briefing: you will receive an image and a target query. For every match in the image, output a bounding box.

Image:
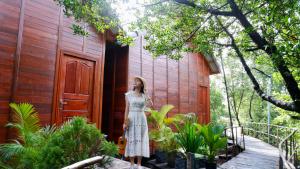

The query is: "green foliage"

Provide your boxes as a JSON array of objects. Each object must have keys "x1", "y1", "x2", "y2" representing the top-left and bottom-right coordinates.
[
  {"x1": 133, "y1": 0, "x2": 300, "y2": 113},
  {"x1": 210, "y1": 80, "x2": 227, "y2": 125},
  {"x1": 147, "y1": 104, "x2": 176, "y2": 151},
  {"x1": 54, "y1": 0, "x2": 133, "y2": 45},
  {"x1": 7, "y1": 103, "x2": 40, "y2": 141},
  {"x1": 39, "y1": 117, "x2": 117, "y2": 168},
  {"x1": 147, "y1": 104, "x2": 174, "y2": 130},
  {"x1": 200, "y1": 124, "x2": 227, "y2": 162},
  {"x1": 0, "y1": 103, "x2": 117, "y2": 169},
  {"x1": 174, "y1": 121, "x2": 204, "y2": 154}
]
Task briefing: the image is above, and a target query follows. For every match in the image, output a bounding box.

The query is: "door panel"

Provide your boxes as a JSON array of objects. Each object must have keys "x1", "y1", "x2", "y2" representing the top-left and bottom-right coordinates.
[{"x1": 58, "y1": 54, "x2": 95, "y2": 123}]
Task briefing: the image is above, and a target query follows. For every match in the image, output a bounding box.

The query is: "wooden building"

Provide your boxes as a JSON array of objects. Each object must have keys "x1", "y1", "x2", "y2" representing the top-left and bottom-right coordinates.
[{"x1": 0, "y1": 0, "x2": 219, "y2": 143}]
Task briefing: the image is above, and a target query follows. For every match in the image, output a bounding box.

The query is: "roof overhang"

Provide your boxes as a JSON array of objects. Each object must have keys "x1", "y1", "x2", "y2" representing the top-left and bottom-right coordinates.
[{"x1": 202, "y1": 53, "x2": 220, "y2": 75}]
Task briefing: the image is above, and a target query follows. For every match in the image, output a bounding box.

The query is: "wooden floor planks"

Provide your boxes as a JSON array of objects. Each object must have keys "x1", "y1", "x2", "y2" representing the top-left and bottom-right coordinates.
[{"x1": 219, "y1": 136, "x2": 279, "y2": 169}]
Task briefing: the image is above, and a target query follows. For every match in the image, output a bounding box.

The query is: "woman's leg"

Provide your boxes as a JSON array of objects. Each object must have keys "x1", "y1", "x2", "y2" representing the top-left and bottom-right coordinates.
[
  {"x1": 130, "y1": 156, "x2": 135, "y2": 166},
  {"x1": 137, "y1": 156, "x2": 142, "y2": 166}
]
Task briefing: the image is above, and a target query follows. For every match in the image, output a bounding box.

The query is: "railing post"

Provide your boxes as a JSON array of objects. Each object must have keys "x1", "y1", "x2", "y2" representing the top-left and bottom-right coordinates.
[
  {"x1": 277, "y1": 126, "x2": 279, "y2": 147},
  {"x1": 236, "y1": 127, "x2": 238, "y2": 146},
  {"x1": 285, "y1": 139, "x2": 288, "y2": 160},
  {"x1": 279, "y1": 156, "x2": 283, "y2": 169},
  {"x1": 242, "y1": 126, "x2": 245, "y2": 151},
  {"x1": 267, "y1": 123, "x2": 270, "y2": 143},
  {"x1": 225, "y1": 129, "x2": 228, "y2": 159},
  {"x1": 290, "y1": 135, "x2": 293, "y2": 163}
]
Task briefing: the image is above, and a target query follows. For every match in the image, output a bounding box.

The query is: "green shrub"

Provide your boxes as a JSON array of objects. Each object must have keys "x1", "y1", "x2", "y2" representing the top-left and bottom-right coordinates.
[
  {"x1": 0, "y1": 103, "x2": 118, "y2": 169},
  {"x1": 200, "y1": 124, "x2": 227, "y2": 162},
  {"x1": 39, "y1": 117, "x2": 118, "y2": 168},
  {"x1": 174, "y1": 122, "x2": 204, "y2": 154}
]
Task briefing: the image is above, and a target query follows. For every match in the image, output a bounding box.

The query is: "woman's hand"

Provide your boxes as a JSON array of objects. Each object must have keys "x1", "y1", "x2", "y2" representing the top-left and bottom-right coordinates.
[
  {"x1": 144, "y1": 92, "x2": 153, "y2": 108},
  {"x1": 123, "y1": 123, "x2": 128, "y2": 130},
  {"x1": 123, "y1": 119, "x2": 129, "y2": 130}
]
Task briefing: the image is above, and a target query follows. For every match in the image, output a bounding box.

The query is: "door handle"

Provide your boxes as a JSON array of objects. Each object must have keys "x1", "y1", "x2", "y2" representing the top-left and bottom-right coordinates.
[{"x1": 59, "y1": 99, "x2": 68, "y2": 109}]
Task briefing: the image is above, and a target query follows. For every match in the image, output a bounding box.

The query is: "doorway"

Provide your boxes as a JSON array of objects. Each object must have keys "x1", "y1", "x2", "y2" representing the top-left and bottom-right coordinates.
[
  {"x1": 53, "y1": 51, "x2": 99, "y2": 124},
  {"x1": 101, "y1": 42, "x2": 129, "y2": 143}
]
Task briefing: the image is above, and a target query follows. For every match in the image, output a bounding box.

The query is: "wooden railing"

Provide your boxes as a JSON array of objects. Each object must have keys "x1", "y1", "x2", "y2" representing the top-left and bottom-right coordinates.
[
  {"x1": 243, "y1": 122, "x2": 299, "y2": 169},
  {"x1": 223, "y1": 126, "x2": 245, "y2": 159},
  {"x1": 279, "y1": 129, "x2": 299, "y2": 169},
  {"x1": 62, "y1": 156, "x2": 103, "y2": 169}
]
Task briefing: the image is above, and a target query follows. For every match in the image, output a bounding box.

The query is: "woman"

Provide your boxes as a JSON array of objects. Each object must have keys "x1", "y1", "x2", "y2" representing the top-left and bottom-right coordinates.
[{"x1": 123, "y1": 76, "x2": 153, "y2": 169}]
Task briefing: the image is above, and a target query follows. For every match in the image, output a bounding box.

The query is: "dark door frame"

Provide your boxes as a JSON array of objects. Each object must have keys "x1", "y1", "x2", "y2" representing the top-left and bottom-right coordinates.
[{"x1": 101, "y1": 43, "x2": 129, "y2": 142}]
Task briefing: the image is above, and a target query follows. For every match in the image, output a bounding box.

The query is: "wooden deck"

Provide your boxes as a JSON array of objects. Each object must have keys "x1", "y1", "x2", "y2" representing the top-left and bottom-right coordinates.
[
  {"x1": 97, "y1": 157, "x2": 150, "y2": 169},
  {"x1": 219, "y1": 136, "x2": 279, "y2": 169}
]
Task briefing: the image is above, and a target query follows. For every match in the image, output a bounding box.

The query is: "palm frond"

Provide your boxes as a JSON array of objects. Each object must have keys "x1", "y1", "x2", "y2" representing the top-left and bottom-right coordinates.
[
  {"x1": 9, "y1": 103, "x2": 41, "y2": 141},
  {"x1": 0, "y1": 141, "x2": 24, "y2": 161},
  {"x1": 0, "y1": 160, "x2": 13, "y2": 169}
]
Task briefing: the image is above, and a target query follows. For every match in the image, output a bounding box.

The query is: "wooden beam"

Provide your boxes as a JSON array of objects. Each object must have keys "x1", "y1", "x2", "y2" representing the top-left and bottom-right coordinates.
[
  {"x1": 11, "y1": 0, "x2": 26, "y2": 102},
  {"x1": 51, "y1": 7, "x2": 64, "y2": 124},
  {"x1": 62, "y1": 156, "x2": 103, "y2": 169}
]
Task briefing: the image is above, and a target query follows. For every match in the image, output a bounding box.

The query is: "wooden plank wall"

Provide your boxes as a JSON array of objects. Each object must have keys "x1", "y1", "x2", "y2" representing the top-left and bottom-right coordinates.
[
  {"x1": 0, "y1": 0, "x2": 21, "y2": 143},
  {"x1": 128, "y1": 35, "x2": 211, "y2": 124},
  {"x1": 0, "y1": 0, "x2": 105, "y2": 142}
]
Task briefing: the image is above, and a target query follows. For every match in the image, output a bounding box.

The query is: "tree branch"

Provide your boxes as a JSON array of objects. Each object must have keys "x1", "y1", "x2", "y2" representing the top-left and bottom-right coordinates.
[
  {"x1": 245, "y1": 47, "x2": 260, "y2": 51},
  {"x1": 216, "y1": 16, "x2": 299, "y2": 112},
  {"x1": 252, "y1": 67, "x2": 271, "y2": 78},
  {"x1": 173, "y1": 0, "x2": 235, "y2": 16},
  {"x1": 186, "y1": 14, "x2": 212, "y2": 42},
  {"x1": 227, "y1": 0, "x2": 300, "y2": 107},
  {"x1": 143, "y1": 0, "x2": 169, "y2": 7}
]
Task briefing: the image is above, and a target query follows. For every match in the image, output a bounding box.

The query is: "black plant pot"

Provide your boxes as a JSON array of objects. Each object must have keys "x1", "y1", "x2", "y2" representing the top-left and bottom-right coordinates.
[
  {"x1": 198, "y1": 157, "x2": 206, "y2": 168},
  {"x1": 155, "y1": 149, "x2": 167, "y2": 163},
  {"x1": 205, "y1": 161, "x2": 217, "y2": 169},
  {"x1": 175, "y1": 154, "x2": 186, "y2": 169},
  {"x1": 186, "y1": 152, "x2": 196, "y2": 169},
  {"x1": 167, "y1": 151, "x2": 177, "y2": 168},
  {"x1": 193, "y1": 157, "x2": 200, "y2": 169}
]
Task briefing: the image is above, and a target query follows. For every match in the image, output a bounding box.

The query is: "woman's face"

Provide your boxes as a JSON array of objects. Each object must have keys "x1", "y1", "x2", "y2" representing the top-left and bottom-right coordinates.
[{"x1": 134, "y1": 79, "x2": 143, "y2": 88}]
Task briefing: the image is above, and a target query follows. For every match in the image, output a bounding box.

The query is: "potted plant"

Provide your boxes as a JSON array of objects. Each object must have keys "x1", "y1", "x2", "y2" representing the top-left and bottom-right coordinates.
[
  {"x1": 174, "y1": 119, "x2": 204, "y2": 169},
  {"x1": 147, "y1": 104, "x2": 175, "y2": 163},
  {"x1": 162, "y1": 128, "x2": 179, "y2": 167},
  {"x1": 200, "y1": 124, "x2": 227, "y2": 169}
]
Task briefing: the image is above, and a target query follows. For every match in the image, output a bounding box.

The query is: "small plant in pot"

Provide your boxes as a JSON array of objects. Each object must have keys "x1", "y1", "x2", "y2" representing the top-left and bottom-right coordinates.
[
  {"x1": 174, "y1": 116, "x2": 204, "y2": 169},
  {"x1": 162, "y1": 128, "x2": 179, "y2": 168},
  {"x1": 200, "y1": 124, "x2": 227, "y2": 169},
  {"x1": 147, "y1": 104, "x2": 175, "y2": 163}
]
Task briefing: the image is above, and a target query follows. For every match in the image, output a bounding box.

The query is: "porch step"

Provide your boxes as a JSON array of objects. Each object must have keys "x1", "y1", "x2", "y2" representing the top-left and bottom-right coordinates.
[
  {"x1": 147, "y1": 159, "x2": 206, "y2": 169},
  {"x1": 148, "y1": 159, "x2": 171, "y2": 169}
]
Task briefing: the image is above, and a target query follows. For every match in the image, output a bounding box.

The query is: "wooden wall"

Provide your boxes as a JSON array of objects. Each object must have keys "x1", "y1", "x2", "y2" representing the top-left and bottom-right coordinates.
[
  {"x1": 0, "y1": 0, "x2": 214, "y2": 144},
  {"x1": 0, "y1": 0, "x2": 105, "y2": 142},
  {"x1": 0, "y1": 0, "x2": 21, "y2": 143},
  {"x1": 128, "y1": 36, "x2": 211, "y2": 123}
]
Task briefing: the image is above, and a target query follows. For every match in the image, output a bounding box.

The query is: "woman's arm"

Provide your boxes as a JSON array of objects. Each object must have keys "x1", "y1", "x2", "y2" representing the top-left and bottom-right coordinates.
[
  {"x1": 123, "y1": 95, "x2": 129, "y2": 130},
  {"x1": 145, "y1": 95, "x2": 153, "y2": 108}
]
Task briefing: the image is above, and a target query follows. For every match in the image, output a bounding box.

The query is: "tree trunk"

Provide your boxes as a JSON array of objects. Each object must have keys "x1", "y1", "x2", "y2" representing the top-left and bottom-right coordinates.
[
  {"x1": 220, "y1": 55, "x2": 235, "y2": 140},
  {"x1": 248, "y1": 90, "x2": 255, "y2": 121}
]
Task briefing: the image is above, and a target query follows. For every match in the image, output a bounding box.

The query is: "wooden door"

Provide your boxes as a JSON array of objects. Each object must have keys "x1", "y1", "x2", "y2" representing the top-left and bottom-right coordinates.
[
  {"x1": 56, "y1": 54, "x2": 95, "y2": 123},
  {"x1": 198, "y1": 86, "x2": 209, "y2": 124}
]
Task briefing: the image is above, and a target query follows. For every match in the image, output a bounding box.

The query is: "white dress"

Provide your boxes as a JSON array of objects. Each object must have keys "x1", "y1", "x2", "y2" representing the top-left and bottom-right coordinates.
[{"x1": 124, "y1": 91, "x2": 150, "y2": 158}]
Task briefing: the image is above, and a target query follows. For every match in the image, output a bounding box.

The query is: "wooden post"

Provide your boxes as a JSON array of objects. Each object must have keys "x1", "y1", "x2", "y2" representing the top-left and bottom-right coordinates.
[
  {"x1": 277, "y1": 126, "x2": 279, "y2": 147},
  {"x1": 242, "y1": 126, "x2": 245, "y2": 151},
  {"x1": 285, "y1": 140, "x2": 288, "y2": 160},
  {"x1": 279, "y1": 156, "x2": 283, "y2": 169},
  {"x1": 225, "y1": 129, "x2": 228, "y2": 159}
]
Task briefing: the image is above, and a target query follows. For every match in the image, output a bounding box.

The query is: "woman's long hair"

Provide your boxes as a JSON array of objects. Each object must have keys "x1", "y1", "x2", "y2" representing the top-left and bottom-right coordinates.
[{"x1": 132, "y1": 81, "x2": 145, "y2": 94}]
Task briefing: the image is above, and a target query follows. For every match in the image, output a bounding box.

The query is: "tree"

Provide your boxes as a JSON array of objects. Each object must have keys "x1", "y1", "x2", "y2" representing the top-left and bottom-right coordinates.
[
  {"x1": 54, "y1": 0, "x2": 133, "y2": 44},
  {"x1": 133, "y1": 0, "x2": 300, "y2": 113},
  {"x1": 210, "y1": 79, "x2": 226, "y2": 124}
]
